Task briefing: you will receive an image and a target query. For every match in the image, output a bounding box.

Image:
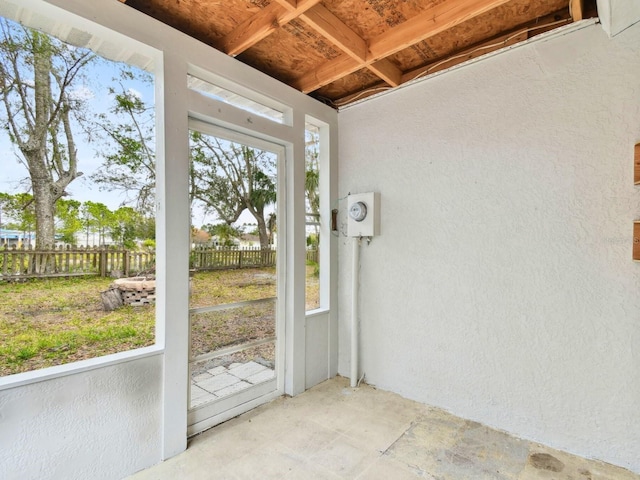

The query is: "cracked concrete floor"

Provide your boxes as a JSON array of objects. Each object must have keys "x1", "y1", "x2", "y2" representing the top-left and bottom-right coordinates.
[{"x1": 130, "y1": 376, "x2": 639, "y2": 479}]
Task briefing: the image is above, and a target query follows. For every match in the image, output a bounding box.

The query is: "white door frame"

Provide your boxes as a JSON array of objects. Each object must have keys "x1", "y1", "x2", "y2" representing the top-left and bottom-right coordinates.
[{"x1": 185, "y1": 119, "x2": 287, "y2": 435}]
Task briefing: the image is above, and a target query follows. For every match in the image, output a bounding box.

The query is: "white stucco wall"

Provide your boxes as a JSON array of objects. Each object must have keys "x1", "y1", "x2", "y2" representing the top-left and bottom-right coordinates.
[
  {"x1": 0, "y1": 354, "x2": 163, "y2": 480},
  {"x1": 338, "y1": 22, "x2": 640, "y2": 472},
  {"x1": 597, "y1": 0, "x2": 640, "y2": 37}
]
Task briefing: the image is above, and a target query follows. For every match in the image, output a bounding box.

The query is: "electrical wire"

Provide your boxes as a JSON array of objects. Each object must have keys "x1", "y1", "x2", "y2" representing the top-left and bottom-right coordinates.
[
  {"x1": 410, "y1": 18, "x2": 571, "y2": 83},
  {"x1": 334, "y1": 86, "x2": 393, "y2": 107},
  {"x1": 334, "y1": 18, "x2": 572, "y2": 108}
]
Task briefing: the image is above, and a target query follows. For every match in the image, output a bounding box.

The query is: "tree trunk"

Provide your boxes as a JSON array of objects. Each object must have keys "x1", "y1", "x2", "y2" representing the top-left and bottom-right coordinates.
[
  {"x1": 31, "y1": 168, "x2": 56, "y2": 249},
  {"x1": 253, "y1": 211, "x2": 271, "y2": 265},
  {"x1": 255, "y1": 213, "x2": 269, "y2": 250},
  {"x1": 101, "y1": 287, "x2": 123, "y2": 311}
]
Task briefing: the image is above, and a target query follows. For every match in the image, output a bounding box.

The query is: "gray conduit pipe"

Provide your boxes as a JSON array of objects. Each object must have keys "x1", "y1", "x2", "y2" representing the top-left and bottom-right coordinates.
[{"x1": 350, "y1": 236, "x2": 361, "y2": 388}]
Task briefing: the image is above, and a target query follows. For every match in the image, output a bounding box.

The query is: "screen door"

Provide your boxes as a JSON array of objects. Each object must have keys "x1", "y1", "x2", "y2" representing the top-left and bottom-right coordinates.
[{"x1": 187, "y1": 119, "x2": 284, "y2": 435}]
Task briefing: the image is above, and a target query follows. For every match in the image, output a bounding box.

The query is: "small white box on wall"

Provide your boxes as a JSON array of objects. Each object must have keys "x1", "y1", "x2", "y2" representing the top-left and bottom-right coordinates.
[{"x1": 347, "y1": 192, "x2": 380, "y2": 237}]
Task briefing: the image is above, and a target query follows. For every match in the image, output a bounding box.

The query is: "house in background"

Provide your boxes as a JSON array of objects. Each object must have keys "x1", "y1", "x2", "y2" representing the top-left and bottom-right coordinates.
[
  {"x1": 0, "y1": 229, "x2": 35, "y2": 248},
  {"x1": 0, "y1": 0, "x2": 639, "y2": 479},
  {"x1": 238, "y1": 234, "x2": 262, "y2": 249}
]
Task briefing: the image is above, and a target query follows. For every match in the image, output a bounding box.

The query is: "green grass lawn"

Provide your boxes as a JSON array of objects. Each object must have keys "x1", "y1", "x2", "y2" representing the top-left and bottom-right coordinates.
[{"x1": 0, "y1": 266, "x2": 320, "y2": 376}]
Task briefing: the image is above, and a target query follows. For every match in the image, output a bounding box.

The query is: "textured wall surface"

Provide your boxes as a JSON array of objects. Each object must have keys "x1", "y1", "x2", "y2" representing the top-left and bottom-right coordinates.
[
  {"x1": 597, "y1": 0, "x2": 640, "y2": 37},
  {"x1": 338, "y1": 23, "x2": 640, "y2": 472},
  {"x1": 306, "y1": 312, "x2": 331, "y2": 389},
  {"x1": 0, "y1": 355, "x2": 163, "y2": 480}
]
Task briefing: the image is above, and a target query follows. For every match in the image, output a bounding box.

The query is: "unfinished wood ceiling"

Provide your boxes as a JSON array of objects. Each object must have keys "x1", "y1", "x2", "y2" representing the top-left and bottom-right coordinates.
[{"x1": 120, "y1": 0, "x2": 597, "y2": 108}]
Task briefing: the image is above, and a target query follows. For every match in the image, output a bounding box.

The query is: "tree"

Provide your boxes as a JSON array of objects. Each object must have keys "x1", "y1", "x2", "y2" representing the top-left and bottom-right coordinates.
[
  {"x1": 190, "y1": 132, "x2": 277, "y2": 249},
  {"x1": 91, "y1": 69, "x2": 155, "y2": 212},
  {"x1": 189, "y1": 133, "x2": 244, "y2": 226},
  {"x1": 0, "y1": 19, "x2": 94, "y2": 251},
  {"x1": 191, "y1": 227, "x2": 211, "y2": 246},
  {"x1": 0, "y1": 192, "x2": 13, "y2": 232},
  {"x1": 305, "y1": 129, "x2": 320, "y2": 240},
  {"x1": 267, "y1": 212, "x2": 276, "y2": 246},
  {"x1": 0, "y1": 192, "x2": 36, "y2": 243},
  {"x1": 135, "y1": 215, "x2": 155, "y2": 242},
  {"x1": 203, "y1": 222, "x2": 242, "y2": 247},
  {"x1": 55, "y1": 198, "x2": 82, "y2": 245},
  {"x1": 82, "y1": 201, "x2": 113, "y2": 246},
  {"x1": 109, "y1": 206, "x2": 140, "y2": 249}
]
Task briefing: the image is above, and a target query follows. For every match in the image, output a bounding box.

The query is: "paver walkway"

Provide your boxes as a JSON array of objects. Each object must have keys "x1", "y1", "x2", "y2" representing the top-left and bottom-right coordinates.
[{"x1": 190, "y1": 361, "x2": 275, "y2": 408}]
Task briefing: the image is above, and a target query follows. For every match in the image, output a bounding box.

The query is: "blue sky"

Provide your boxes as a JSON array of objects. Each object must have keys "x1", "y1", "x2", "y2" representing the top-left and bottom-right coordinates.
[{"x1": 0, "y1": 24, "x2": 154, "y2": 212}]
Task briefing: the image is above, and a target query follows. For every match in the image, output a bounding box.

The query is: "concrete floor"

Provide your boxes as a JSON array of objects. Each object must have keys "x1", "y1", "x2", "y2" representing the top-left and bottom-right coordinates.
[{"x1": 130, "y1": 376, "x2": 639, "y2": 480}]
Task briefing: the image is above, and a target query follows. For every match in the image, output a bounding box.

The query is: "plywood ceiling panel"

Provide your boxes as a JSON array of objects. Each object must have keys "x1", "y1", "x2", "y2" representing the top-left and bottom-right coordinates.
[
  {"x1": 124, "y1": 0, "x2": 272, "y2": 46},
  {"x1": 121, "y1": 0, "x2": 597, "y2": 108},
  {"x1": 238, "y1": 19, "x2": 342, "y2": 85},
  {"x1": 320, "y1": 0, "x2": 447, "y2": 40}
]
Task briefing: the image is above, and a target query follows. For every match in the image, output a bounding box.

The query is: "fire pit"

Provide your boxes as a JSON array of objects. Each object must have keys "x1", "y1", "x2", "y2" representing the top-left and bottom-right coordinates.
[
  {"x1": 112, "y1": 276, "x2": 156, "y2": 306},
  {"x1": 101, "y1": 275, "x2": 156, "y2": 311}
]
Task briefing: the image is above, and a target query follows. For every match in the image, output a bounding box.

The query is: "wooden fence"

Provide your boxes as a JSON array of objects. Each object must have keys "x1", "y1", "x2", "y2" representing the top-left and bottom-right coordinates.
[
  {"x1": 0, "y1": 245, "x2": 155, "y2": 280},
  {"x1": 306, "y1": 248, "x2": 318, "y2": 263},
  {"x1": 0, "y1": 245, "x2": 319, "y2": 280},
  {"x1": 191, "y1": 246, "x2": 276, "y2": 270},
  {"x1": 191, "y1": 247, "x2": 318, "y2": 270}
]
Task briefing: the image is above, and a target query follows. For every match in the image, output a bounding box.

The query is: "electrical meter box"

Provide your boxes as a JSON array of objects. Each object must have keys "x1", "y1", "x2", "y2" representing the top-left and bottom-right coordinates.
[{"x1": 347, "y1": 192, "x2": 380, "y2": 237}]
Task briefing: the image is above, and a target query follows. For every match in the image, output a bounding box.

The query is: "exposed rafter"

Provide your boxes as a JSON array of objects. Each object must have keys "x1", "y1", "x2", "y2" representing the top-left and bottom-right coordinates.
[
  {"x1": 295, "y1": 0, "x2": 513, "y2": 93},
  {"x1": 298, "y1": 5, "x2": 404, "y2": 87},
  {"x1": 222, "y1": 0, "x2": 321, "y2": 57},
  {"x1": 299, "y1": 4, "x2": 367, "y2": 63}
]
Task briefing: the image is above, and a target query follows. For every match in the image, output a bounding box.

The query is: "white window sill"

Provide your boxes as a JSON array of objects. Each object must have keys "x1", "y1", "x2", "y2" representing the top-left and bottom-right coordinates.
[
  {"x1": 0, "y1": 345, "x2": 164, "y2": 391},
  {"x1": 305, "y1": 308, "x2": 330, "y2": 319}
]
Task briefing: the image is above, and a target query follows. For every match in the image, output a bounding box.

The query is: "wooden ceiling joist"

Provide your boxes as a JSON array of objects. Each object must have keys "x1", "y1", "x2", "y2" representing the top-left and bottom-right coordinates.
[
  {"x1": 295, "y1": 0, "x2": 513, "y2": 93},
  {"x1": 299, "y1": 4, "x2": 367, "y2": 63},
  {"x1": 368, "y1": 0, "x2": 513, "y2": 61},
  {"x1": 299, "y1": 5, "x2": 402, "y2": 87},
  {"x1": 295, "y1": 55, "x2": 360, "y2": 93},
  {"x1": 222, "y1": 0, "x2": 321, "y2": 56}
]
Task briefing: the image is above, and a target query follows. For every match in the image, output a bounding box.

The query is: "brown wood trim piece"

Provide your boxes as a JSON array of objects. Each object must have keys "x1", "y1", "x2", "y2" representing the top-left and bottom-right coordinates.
[
  {"x1": 222, "y1": 0, "x2": 321, "y2": 56},
  {"x1": 635, "y1": 143, "x2": 640, "y2": 185},
  {"x1": 300, "y1": 4, "x2": 367, "y2": 62},
  {"x1": 295, "y1": 54, "x2": 361, "y2": 93},
  {"x1": 367, "y1": 59, "x2": 402, "y2": 87},
  {"x1": 634, "y1": 222, "x2": 640, "y2": 261},
  {"x1": 570, "y1": 0, "x2": 584, "y2": 21}
]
